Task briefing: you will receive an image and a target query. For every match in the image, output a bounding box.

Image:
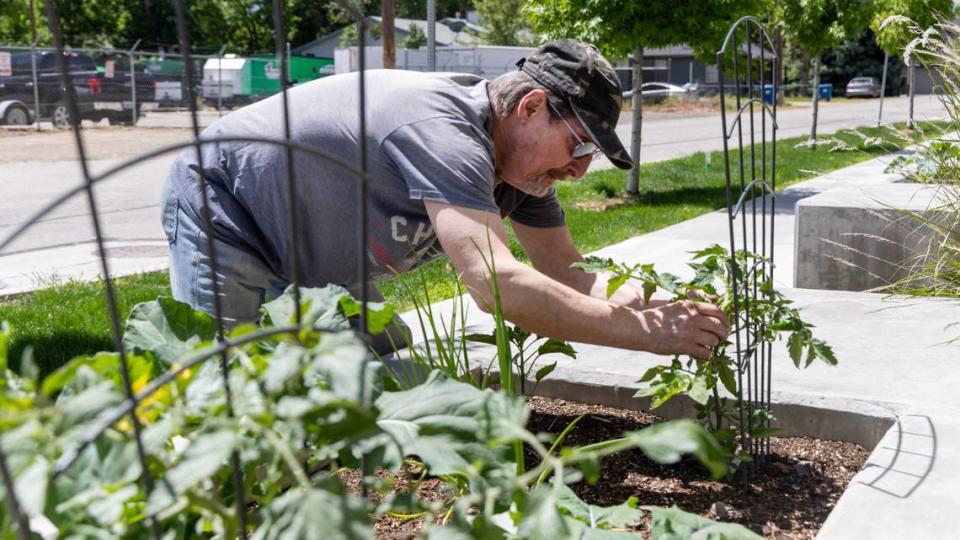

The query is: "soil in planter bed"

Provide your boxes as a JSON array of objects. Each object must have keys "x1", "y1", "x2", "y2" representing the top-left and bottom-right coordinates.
[{"x1": 341, "y1": 395, "x2": 870, "y2": 539}]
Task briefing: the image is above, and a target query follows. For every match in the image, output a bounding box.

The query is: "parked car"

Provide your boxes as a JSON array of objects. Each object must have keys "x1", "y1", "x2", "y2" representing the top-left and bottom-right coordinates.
[
  {"x1": 845, "y1": 76, "x2": 881, "y2": 98},
  {"x1": 624, "y1": 82, "x2": 697, "y2": 102},
  {"x1": 0, "y1": 50, "x2": 154, "y2": 127}
]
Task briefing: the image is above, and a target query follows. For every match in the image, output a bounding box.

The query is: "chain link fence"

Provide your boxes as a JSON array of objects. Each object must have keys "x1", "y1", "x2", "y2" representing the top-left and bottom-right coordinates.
[{"x1": 0, "y1": 44, "x2": 335, "y2": 129}]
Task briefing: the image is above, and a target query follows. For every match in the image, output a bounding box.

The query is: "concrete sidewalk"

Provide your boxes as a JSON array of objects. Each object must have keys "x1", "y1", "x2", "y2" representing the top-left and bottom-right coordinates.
[{"x1": 394, "y1": 155, "x2": 960, "y2": 539}]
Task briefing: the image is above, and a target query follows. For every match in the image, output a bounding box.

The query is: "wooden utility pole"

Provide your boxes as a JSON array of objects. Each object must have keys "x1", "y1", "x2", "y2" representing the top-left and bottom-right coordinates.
[{"x1": 382, "y1": 0, "x2": 396, "y2": 68}]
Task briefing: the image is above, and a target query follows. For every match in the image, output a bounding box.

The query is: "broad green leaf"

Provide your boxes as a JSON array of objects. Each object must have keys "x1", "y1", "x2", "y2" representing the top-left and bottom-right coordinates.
[
  {"x1": 536, "y1": 339, "x2": 577, "y2": 359},
  {"x1": 646, "y1": 505, "x2": 763, "y2": 539},
  {"x1": 338, "y1": 295, "x2": 398, "y2": 335},
  {"x1": 260, "y1": 284, "x2": 352, "y2": 329},
  {"x1": 555, "y1": 484, "x2": 643, "y2": 529},
  {"x1": 251, "y1": 481, "x2": 370, "y2": 540},
  {"x1": 717, "y1": 362, "x2": 738, "y2": 395},
  {"x1": 308, "y1": 332, "x2": 383, "y2": 407},
  {"x1": 516, "y1": 486, "x2": 571, "y2": 540},
  {"x1": 535, "y1": 362, "x2": 557, "y2": 382},
  {"x1": 56, "y1": 380, "x2": 125, "y2": 435},
  {"x1": 465, "y1": 332, "x2": 499, "y2": 346},
  {"x1": 42, "y1": 351, "x2": 152, "y2": 397},
  {"x1": 626, "y1": 420, "x2": 727, "y2": 479},
  {"x1": 637, "y1": 366, "x2": 665, "y2": 383},
  {"x1": 374, "y1": 372, "x2": 491, "y2": 474},
  {"x1": 688, "y1": 375, "x2": 710, "y2": 405},
  {"x1": 261, "y1": 342, "x2": 307, "y2": 393},
  {"x1": 122, "y1": 297, "x2": 217, "y2": 367},
  {"x1": 13, "y1": 456, "x2": 49, "y2": 517},
  {"x1": 147, "y1": 430, "x2": 239, "y2": 515}
]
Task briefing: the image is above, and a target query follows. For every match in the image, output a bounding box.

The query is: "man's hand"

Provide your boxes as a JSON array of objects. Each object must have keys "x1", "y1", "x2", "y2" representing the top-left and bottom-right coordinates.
[{"x1": 640, "y1": 300, "x2": 729, "y2": 359}]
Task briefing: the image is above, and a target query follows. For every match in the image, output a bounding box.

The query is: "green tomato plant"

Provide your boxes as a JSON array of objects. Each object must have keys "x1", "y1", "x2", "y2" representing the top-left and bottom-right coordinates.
[
  {"x1": 574, "y1": 245, "x2": 837, "y2": 460},
  {"x1": 0, "y1": 285, "x2": 763, "y2": 539}
]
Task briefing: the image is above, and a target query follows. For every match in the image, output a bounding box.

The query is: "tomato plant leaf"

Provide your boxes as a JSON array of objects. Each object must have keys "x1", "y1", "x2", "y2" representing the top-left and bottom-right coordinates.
[
  {"x1": 534, "y1": 361, "x2": 557, "y2": 382},
  {"x1": 787, "y1": 332, "x2": 804, "y2": 369},
  {"x1": 812, "y1": 339, "x2": 838, "y2": 366},
  {"x1": 606, "y1": 273, "x2": 630, "y2": 299},
  {"x1": 717, "y1": 362, "x2": 738, "y2": 395},
  {"x1": 571, "y1": 257, "x2": 615, "y2": 274},
  {"x1": 536, "y1": 339, "x2": 576, "y2": 359},
  {"x1": 688, "y1": 374, "x2": 710, "y2": 405}
]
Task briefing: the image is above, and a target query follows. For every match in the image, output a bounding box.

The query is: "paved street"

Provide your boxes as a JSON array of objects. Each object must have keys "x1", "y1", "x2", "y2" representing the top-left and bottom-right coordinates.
[
  {"x1": 0, "y1": 95, "x2": 948, "y2": 294},
  {"x1": 590, "y1": 94, "x2": 947, "y2": 170}
]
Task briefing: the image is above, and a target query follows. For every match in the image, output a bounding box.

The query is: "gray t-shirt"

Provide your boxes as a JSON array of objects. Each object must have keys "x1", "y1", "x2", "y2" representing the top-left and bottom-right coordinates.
[{"x1": 165, "y1": 69, "x2": 565, "y2": 287}]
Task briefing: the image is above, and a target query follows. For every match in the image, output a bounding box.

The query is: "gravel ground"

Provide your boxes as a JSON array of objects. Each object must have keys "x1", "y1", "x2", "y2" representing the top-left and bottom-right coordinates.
[
  {"x1": 341, "y1": 395, "x2": 869, "y2": 539},
  {"x1": 0, "y1": 125, "x2": 195, "y2": 163}
]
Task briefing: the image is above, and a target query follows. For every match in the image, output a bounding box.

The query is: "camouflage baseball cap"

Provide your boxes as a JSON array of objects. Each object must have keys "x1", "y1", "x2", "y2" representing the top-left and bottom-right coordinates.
[{"x1": 517, "y1": 39, "x2": 633, "y2": 170}]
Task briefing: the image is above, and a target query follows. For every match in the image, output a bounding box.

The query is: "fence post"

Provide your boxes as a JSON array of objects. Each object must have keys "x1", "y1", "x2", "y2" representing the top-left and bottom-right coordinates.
[
  {"x1": 129, "y1": 39, "x2": 141, "y2": 126},
  {"x1": 217, "y1": 44, "x2": 226, "y2": 117},
  {"x1": 426, "y1": 0, "x2": 436, "y2": 71},
  {"x1": 30, "y1": 37, "x2": 41, "y2": 131}
]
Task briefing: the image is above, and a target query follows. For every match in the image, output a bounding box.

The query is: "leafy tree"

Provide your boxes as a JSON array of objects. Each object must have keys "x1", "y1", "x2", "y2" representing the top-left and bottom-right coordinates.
[
  {"x1": 870, "y1": 0, "x2": 954, "y2": 127},
  {"x1": 821, "y1": 29, "x2": 905, "y2": 96},
  {"x1": 0, "y1": 0, "x2": 41, "y2": 44},
  {"x1": 402, "y1": 22, "x2": 427, "y2": 49},
  {"x1": 475, "y1": 0, "x2": 529, "y2": 46},
  {"x1": 525, "y1": 0, "x2": 766, "y2": 195},
  {"x1": 778, "y1": 0, "x2": 873, "y2": 141}
]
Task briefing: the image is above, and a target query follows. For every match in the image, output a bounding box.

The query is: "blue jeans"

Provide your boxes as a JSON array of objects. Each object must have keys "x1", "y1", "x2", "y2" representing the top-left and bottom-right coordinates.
[
  {"x1": 161, "y1": 184, "x2": 406, "y2": 354},
  {"x1": 163, "y1": 192, "x2": 289, "y2": 325}
]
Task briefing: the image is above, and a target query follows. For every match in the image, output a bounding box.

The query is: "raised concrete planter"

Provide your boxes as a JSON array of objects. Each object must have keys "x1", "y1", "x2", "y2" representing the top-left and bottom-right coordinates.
[{"x1": 794, "y1": 183, "x2": 948, "y2": 291}]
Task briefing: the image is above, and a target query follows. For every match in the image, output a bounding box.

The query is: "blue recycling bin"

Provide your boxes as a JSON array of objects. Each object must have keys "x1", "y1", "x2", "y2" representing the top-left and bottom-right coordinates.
[
  {"x1": 763, "y1": 84, "x2": 775, "y2": 105},
  {"x1": 818, "y1": 83, "x2": 833, "y2": 101}
]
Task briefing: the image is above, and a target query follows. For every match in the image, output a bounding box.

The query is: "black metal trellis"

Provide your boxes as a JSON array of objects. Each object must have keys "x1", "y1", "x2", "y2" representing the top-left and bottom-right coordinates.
[
  {"x1": 0, "y1": 1, "x2": 372, "y2": 538},
  {"x1": 717, "y1": 16, "x2": 779, "y2": 469}
]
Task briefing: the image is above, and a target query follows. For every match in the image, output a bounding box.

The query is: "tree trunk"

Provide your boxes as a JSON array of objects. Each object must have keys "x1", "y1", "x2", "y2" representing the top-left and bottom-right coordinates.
[
  {"x1": 382, "y1": 0, "x2": 395, "y2": 69},
  {"x1": 798, "y1": 51, "x2": 810, "y2": 98},
  {"x1": 878, "y1": 51, "x2": 889, "y2": 126},
  {"x1": 774, "y1": 25, "x2": 784, "y2": 104},
  {"x1": 908, "y1": 59, "x2": 916, "y2": 129},
  {"x1": 810, "y1": 54, "x2": 820, "y2": 145},
  {"x1": 626, "y1": 46, "x2": 643, "y2": 195}
]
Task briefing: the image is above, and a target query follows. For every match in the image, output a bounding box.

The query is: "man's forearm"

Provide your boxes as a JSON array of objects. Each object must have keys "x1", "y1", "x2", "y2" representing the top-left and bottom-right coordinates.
[
  {"x1": 482, "y1": 261, "x2": 656, "y2": 351},
  {"x1": 552, "y1": 264, "x2": 667, "y2": 311}
]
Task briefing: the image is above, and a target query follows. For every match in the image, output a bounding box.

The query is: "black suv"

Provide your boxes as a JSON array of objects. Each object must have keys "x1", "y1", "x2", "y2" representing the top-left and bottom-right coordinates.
[{"x1": 0, "y1": 50, "x2": 154, "y2": 127}]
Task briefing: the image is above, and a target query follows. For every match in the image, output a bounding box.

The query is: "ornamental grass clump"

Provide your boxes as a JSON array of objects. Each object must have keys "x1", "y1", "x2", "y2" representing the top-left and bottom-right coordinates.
[{"x1": 877, "y1": 17, "x2": 960, "y2": 334}]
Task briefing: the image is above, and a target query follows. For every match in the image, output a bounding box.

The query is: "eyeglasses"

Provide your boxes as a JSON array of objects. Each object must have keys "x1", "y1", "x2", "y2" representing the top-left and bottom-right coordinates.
[{"x1": 546, "y1": 100, "x2": 600, "y2": 160}]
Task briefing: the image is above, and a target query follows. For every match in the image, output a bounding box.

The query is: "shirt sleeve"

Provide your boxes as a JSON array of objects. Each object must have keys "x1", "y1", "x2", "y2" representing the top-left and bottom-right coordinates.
[
  {"x1": 494, "y1": 183, "x2": 567, "y2": 228},
  {"x1": 379, "y1": 117, "x2": 499, "y2": 215}
]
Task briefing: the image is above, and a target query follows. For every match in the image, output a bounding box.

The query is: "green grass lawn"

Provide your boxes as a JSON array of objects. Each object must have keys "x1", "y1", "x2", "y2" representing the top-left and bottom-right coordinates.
[{"x1": 1, "y1": 121, "x2": 944, "y2": 376}]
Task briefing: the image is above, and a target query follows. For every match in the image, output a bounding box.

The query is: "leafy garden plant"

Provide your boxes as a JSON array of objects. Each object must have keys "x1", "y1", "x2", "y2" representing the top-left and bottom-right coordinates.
[
  {"x1": 1, "y1": 285, "x2": 763, "y2": 539},
  {"x1": 575, "y1": 245, "x2": 837, "y2": 460}
]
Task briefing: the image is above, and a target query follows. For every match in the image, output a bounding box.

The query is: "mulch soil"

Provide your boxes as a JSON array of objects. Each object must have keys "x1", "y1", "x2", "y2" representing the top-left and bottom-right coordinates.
[{"x1": 342, "y1": 395, "x2": 870, "y2": 539}]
